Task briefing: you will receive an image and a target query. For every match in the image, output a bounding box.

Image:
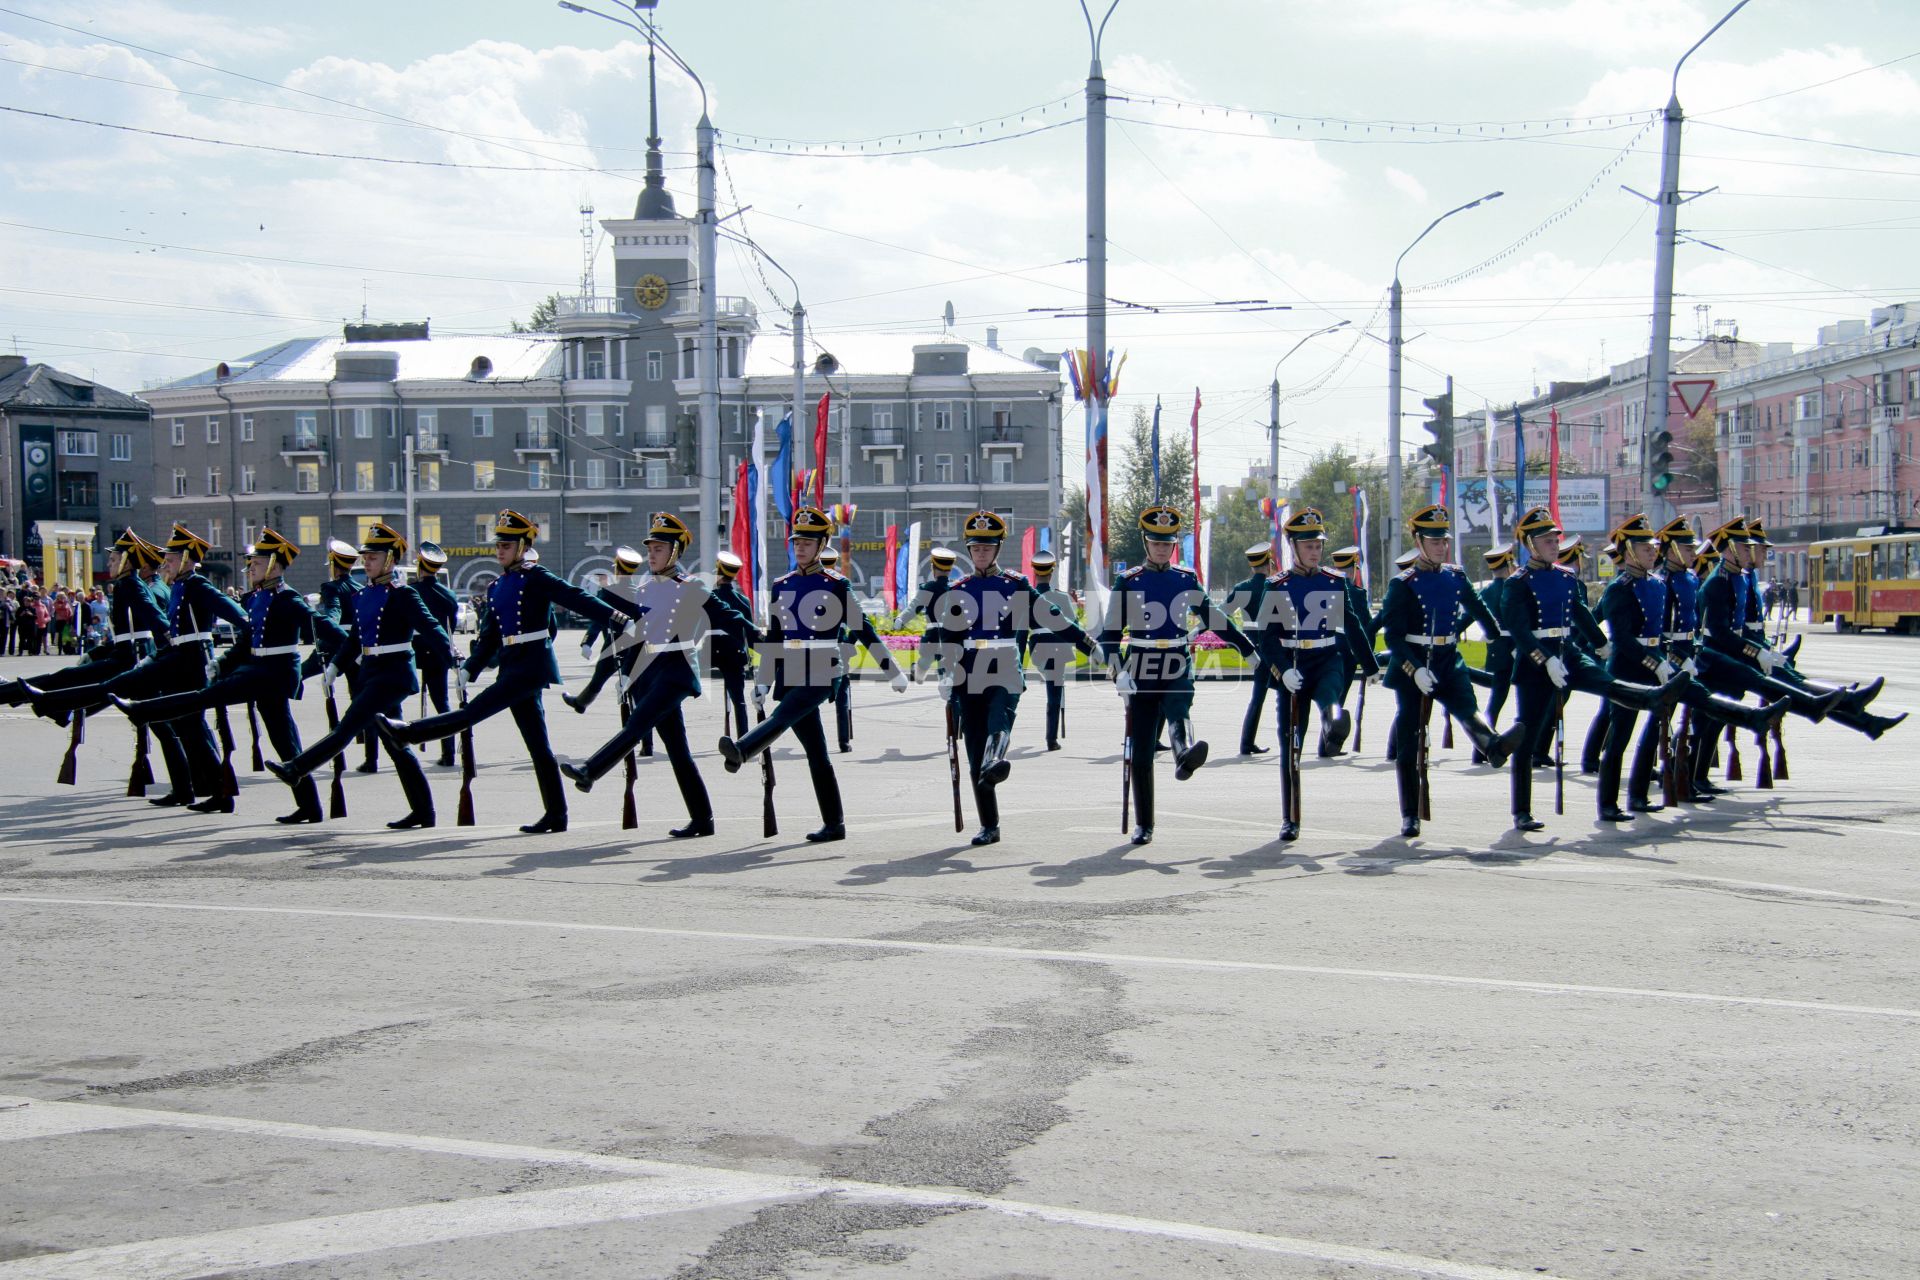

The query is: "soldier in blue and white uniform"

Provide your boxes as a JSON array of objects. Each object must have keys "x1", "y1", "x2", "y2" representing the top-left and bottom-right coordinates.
[
  {"x1": 717, "y1": 506, "x2": 909, "y2": 844},
  {"x1": 1466, "y1": 544, "x2": 1518, "y2": 764},
  {"x1": 1257, "y1": 508, "x2": 1379, "y2": 841},
  {"x1": 899, "y1": 545, "x2": 957, "y2": 681},
  {"x1": 1026, "y1": 552, "x2": 1076, "y2": 751},
  {"x1": 411, "y1": 541, "x2": 462, "y2": 767},
  {"x1": 820, "y1": 546, "x2": 857, "y2": 752},
  {"x1": 301, "y1": 540, "x2": 380, "y2": 774},
  {"x1": 1593, "y1": 514, "x2": 1788, "y2": 820},
  {"x1": 1373, "y1": 505, "x2": 1525, "y2": 836},
  {"x1": 557, "y1": 513, "x2": 757, "y2": 838},
  {"x1": 4, "y1": 528, "x2": 161, "y2": 710},
  {"x1": 381, "y1": 509, "x2": 618, "y2": 834},
  {"x1": 927, "y1": 510, "x2": 1096, "y2": 846},
  {"x1": 267, "y1": 522, "x2": 449, "y2": 827},
  {"x1": 1223, "y1": 541, "x2": 1277, "y2": 757},
  {"x1": 1326, "y1": 544, "x2": 1376, "y2": 726},
  {"x1": 117, "y1": 529, "x2": 327, "y2": 823},
  {"x1": 1098, "y1": 504, "x2": 1255, "y2": 847},
  {"x1": 561, "y1": 544, "x2": 645, "y2": 716},
  {"x1": 708, "y1": 551, "x2": 755, "y2": 736},
  {"x1": 1501, "y1": 506, "x2": 1686, "y2": 831}
]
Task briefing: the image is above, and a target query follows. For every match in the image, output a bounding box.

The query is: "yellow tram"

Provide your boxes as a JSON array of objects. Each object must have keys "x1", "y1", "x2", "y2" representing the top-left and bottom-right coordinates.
[{"x1": 1810, "y1": 528, "x2": 1920, "y2": 633}]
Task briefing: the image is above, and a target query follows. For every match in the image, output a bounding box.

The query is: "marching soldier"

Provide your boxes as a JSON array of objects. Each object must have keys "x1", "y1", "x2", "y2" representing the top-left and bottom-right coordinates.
[
  {"x1": 1469, "y1": 544, "x2": 1518, "y2": 763},
  {"x1": 562, "y1": 545, "x2": 645, "y2": 715},
  {"x1": 709, "y1": 551, "x2": 755, "y2": 737},
  {"x1": 302, "y1": 540, "x2": 380, "y2": 774},
  {"x1": 820, "y1": 545, "x2": 856, "y2": 752},
  {"x1": 1027, "y1": 551, "x2": 1076, "y2": 750},
  {"x1": 1593, "y1": 515, "x2": 1788, "y2": 820},
  {"x1": 900, "y1": 545, "x2": 958, "y2": 681},
  {"x1": 117, "y1": 529, "x2": 328, "y2": 823},
  {"x1": 1502, "y1": 506, "x2": 1687, "y2": 832},
  {"x1": 718, "y1": 506, "x2": 909, "y2": 843},
  {"x1": 1099, "y1": 504, "x2": 1256, "y2": 846},
  {"x1": 1374, "y1": 505, "x2": 1524, "y2": 836},
  {"x1": 927, "y1": 511, "x2": 1097, "y2": 846},
  {"x1": 412, "y1": 541, "x2": 461, "y2": 767},
  {"x1": 3, "y1": 528, "x2": 159, "y2": 710},
  {"x1": 1326, "y1": 544, "x2": 1377, "y2": 751},
  {"x1": 267, "y1": 522, "x2": 448, "y2": 828},
  {"x1": 1259, "y1": 508, "x2": 1378, "y2": 840},
  {"x1": 1224, "y1": 542, "x2": 1277, "y2": 756},
  {"x1": 1699, "y1": 519, "x2": 1899, "y2": 739},
  {"x1": 380, "y1": 510, "x2": 618, "y2": 834},
  {"x1": 557, "y1": 513, "x2": 757, "y2": 838}
]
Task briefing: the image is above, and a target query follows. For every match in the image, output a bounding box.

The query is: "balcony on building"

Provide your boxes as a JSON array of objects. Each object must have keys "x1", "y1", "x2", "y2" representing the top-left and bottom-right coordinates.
[
  {"x1": 280, "y1": 432, "x2": 327, "y2": 460},
  {"x1": 978, "y1": 420, "x2": 1027, "y2": 459},
  {"x1": 860, "y1": 425, "x2": 906, "y2": 454},
  {"x1": 633, "y1": 428, "x2": 677, "y2": 457},
  {"x1": 412, "y1": 429, "x2": 450, "y2": 459},
  {"x1": 516, "y1": 429, "x2": 561, "y2": 458}
]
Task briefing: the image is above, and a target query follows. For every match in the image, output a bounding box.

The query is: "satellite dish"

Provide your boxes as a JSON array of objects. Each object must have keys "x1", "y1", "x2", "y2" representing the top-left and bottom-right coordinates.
[
  {"x1": 813, "y1": 352, "x2": 839, "y2": 375},
  {"x1": 943, "y1": 301, "x2": 955, "y2": 331}
]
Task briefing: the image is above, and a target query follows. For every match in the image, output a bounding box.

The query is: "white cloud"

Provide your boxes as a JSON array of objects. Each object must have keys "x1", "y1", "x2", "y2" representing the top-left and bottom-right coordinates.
[
  {"x1": 26, "y1": 0, "x2": 304, "y2": 59},
  {"x1": 1384, "y1": 167, "x2": 1428, "y2": 204},
  {"x1": 1312, "y1": 0, "x2": 1714, "y2": 55}
]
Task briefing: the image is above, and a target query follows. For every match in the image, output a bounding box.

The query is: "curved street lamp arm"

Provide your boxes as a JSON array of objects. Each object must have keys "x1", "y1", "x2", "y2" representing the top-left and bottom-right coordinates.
[
  {"x1": 1673, "y1": 0, "x2": 1753, "y2": 99},
  {"x1": 1395, "y1": 192, "x2": 1505, "y2": 283}
]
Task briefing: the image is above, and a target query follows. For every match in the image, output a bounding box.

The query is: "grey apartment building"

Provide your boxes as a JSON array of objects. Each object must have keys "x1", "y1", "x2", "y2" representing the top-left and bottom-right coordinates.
[
  {"x1": 143, "y1": 186, "x2": 1065, "y2": 596},
  {"x1": 0, "y1": 355, "x2": 154, "y2": 583}
]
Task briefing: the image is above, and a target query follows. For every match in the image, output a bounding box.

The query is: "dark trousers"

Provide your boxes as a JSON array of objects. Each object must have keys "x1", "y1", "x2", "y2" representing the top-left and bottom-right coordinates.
[
  {"x1": 57, "y1": 651, "x2": 220, "y2": 799},
  {"x1": 575, "y1": 652, "x2": 621, "y2": 707},
  {"x1": 285, "y1": 667, "x2": 433, "y2": 817},
  {"x1": 400, "y1": 678, "x2": 565, "y2": 822},
  {"x1": 733, "y1": 683, "x2": 842, "y2": 826},
  {"x1": 717, "y1": 667, "x2": 749, "y2": 739},
  {"x1": 1484, "y1": 648, "x2": 1514, "y2": 727},
  {"x1": 1042, "y1": 676, "x2": 1065, "y2": 746},
  {"x1": 137, "y1": 665, "x2": 320, "y2": 816},
  {"x1": 1583, "y1": 701, "x2": 1612, "y2": 772},
  {"x1": 1123, "y1": 687, "x2": 1194, "y2": 831},
  {"x1": 577, "y1": 680, "x2": 710, "y2": 825},
  {"x1": 1391, "y1": 661, "x2": 1482, "y2": 820},
  {"x1": 1239, "y1": 659, "x2": 1272, "y2": 752},
  {"x1": 833, "y1": 675, "x2": 853, "y2": 749},
  {"x1": 958, "y1": 686, "x2": 1019, "y2": 829}
]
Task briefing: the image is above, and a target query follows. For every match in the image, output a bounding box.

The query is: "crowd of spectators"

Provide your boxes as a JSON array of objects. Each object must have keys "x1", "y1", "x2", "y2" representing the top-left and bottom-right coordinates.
[{"x1": 1, "y1": 566, "x2": 108, "y2": 658}]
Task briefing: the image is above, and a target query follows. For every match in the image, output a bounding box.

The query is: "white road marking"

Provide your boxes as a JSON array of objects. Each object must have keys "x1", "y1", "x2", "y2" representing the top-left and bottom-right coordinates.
[
  {"x1": 0, "y1": 1097, "x2": 1571, "y2": 1280},
  {"x1": 5, "y1": 894, "x2": 1918, "y2": 1021},
  {"x1": 0, "y1": 1101, "x2": 147, "y2": 1143}
]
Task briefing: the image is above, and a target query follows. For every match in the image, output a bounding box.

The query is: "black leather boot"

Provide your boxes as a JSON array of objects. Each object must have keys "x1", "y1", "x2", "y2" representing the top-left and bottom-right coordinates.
[{"x1": 1169, "y1": 719, "x2": 1209, "y2": 781}]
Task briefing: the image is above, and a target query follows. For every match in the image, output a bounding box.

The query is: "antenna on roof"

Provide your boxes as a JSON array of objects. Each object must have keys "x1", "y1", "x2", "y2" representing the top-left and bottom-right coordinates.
[
  {"x1": 359, "y1": 279, "x2": 369, "y2": 323},
  {"x1": 579, "y1": 204, "x2": 597, "y2": 303}
]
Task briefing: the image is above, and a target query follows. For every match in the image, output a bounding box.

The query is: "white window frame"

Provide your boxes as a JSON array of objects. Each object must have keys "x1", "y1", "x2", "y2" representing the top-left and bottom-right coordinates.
[
  {"x1": 58, "y1": 429, "x2": 98, "y2": 457},
  {"x1": 646, "y1": 350, "x2": 663, "y2": 381},
  {"x1": 587, "y1": 516, "x2": 611, "y2": 544},
  {"x1": 206, "y1": 517, "x2": 223, "y2": 548},
  {"x1": 295, "y1": 462, "x2": 320, "y2": 494},
  {"x1": 206, "y1": 415, "x2": 220, "y2": 445},
  {"x1": 584, "y1": 457, "x2": 606, "y2": 489},
  {"x1": 473, "y1": 460, "x2": 496, "y2": 491},
  {"x1": 109, "y1": 480, "x2": 133, "y2": 509},
  {"x1": 528, "y1": 459, "x2": 550, "y2": 490},
  {"x1": 419, "y1": 460, "x2": 440, "y2": 493},
  {"x1": 417, "y1": 409, "x2": 438, "y2": 447},
  {"x1": 207, "y1": 467, "x2": 223, "y2": 495},
  {"x1": 355, "y1": 461, "x2": 375, "y2": 493},
  {"x1": 645, "y1": 458, "x2": 667, "y2": 488},
  {"x1": 294, "y1": 412, "x2": 318, "y2": 447},
  {"x1": 353, "y1": 408, "x2": 372, "y2": 439},
  {"x1": 172, "y1": 469, "x2": 187, "y2": 497},
  {"x1": 110, "y1": 433, "x2": 132, "y2": 462},
  {"x1": 585, "y1": 406, "x2": 605, "y2": 437},
  {"x1": 239, "y1": 464, "x2": 256, "y2": 495},
  {"x1": 170, "y1": 419, "x2": 185, "y2": 447},
  {"x1": 473, "y1": 407, "x2": 493, "y2": 438},
  {"x1": 240, "y1": 414, "x2": 255, "y2": 443},
  {"x1": 933, "y1": 453, "x2": 953, "y2": 483}
]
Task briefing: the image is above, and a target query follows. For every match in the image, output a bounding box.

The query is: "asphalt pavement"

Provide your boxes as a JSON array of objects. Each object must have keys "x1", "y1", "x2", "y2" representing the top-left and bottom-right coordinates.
[{"x1": 1, "y1": 624, "x2": 1916, "y2": 1279}]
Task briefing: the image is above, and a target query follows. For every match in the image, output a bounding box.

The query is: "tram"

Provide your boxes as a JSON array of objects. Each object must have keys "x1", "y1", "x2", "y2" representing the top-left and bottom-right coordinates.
[{"x1": 1809, "y1": 527, "x2": 1920, "y2": 633}]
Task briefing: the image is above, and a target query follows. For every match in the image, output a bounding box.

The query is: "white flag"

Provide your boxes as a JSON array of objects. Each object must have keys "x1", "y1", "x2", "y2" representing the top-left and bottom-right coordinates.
[{"x1": 751, "y1": 407, "x2": 769, "y2": 618}]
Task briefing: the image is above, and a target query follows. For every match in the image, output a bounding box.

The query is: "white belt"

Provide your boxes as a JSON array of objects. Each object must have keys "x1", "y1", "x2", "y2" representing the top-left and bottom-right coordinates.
[
  {"x1": 503, "y1": 631, "x2": 549, "y2": 646},
  {"x1": 1494, "y1": 628, "x2": 1512, "y2": 638},
  {"x1": 969, "y1": 638, "x2": 1019, "y2": 649},
  {"x1": 1534, "y1": 626, "x2": 1571, "y2": 639},
  {"x1": 251, "y1": 643, "x2": 302, "y2": 656},
  {"x1": 116, "y1": 629, "x2": 154, "y2": 642},
  {"x1": 783, "y1": 639, "x2": 841, "y2": 649},
  {"x1": 362, "y1": 642, "x2": 414, "y2": 656},
  {"x1": 643, "y1": 640, "x2": 697, "y2": 653},
  {"x1": 1127, "y1": 637, "x2": 1190, "y2": 648},
  {"x1": 1406, "y1": 634, "x2": 1455, "y2": 646},
  {"x1": 1744, "y1": 622, "x2": 1766, "y2": 632},
  {"x1": 171, "y1": 631, "x2": 213, "y2": 643},
  {"x1": 1664, "y1": 630, "x2": 1695, "y2": 642},
  {"x1": 1280, "y1": 636, "x2": 1338, "y2": 650}
]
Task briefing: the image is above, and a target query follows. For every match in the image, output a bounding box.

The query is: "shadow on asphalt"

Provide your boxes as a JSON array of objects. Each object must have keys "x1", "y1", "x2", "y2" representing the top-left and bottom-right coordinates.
[{"x1": 837, "y1": 849, "x2": 1043, "y2": 887}]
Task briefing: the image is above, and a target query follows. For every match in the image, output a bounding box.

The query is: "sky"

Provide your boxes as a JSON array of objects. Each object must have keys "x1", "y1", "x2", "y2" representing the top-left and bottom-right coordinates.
[{"x1": 4, "y1": 0, "x2": 1920, "y2": 495}]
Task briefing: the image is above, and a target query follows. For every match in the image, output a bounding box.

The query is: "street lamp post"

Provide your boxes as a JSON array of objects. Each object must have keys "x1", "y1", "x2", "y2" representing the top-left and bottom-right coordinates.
[
  {"x1": 560, "y1": 0, "x2": 720, "y2": 567},
  {"x1": 1387, "y1": 192, "x2": 1503, "y2": 542},
  {"x1": 1268, "y1": 320, "x2": 1352, "y2": 505}
]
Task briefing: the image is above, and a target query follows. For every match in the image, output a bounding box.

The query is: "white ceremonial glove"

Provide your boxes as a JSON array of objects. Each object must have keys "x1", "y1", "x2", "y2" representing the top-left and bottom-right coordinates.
[
  {"x1": 579, "y1": 639, "x2": 595, "y2": 660},
  {"x1": 205, "y1": 659, "x2": 220, "y2": 683},
  {"x1": 938, "y1": 670, "x2": 956, "y2": 703},
  {"x1": 1281, "y1": 667, "x2": 1304, "y2": 694},
  {"x1": 1412, "y1": 668, "x2": 1437, "y2": 697},
  {"x1": 1655, "y1": 659, "x2": 1677, "y2": 684},
  {"x1": 1681, "y1": 657, "x2": 1699, "y2": 677},
  {"x1": 456, "y1": 666, "x2": 470, "y2": 693},
  {"x1": 753, "y1": 683, "x2": 771, "y2": 704},
  {"x1": 1116, "y1": 669, "x2": 1138, "y2": 698},
  {"x1": 890, "y1": 667, "x2": 909, "y2": 694},
  {"x1": 1755, "y1": 647, "x2": 1783, "y2": 673},
  {"x1": 1545, "y1": 656, "x2": 1569, "y2": 689},
  {"x1": 1597, "y1": 642, "x2": 1614, "y2": 662},
  {"x1": 321, "y1": 664, "x2": 339, "y2": 695}
]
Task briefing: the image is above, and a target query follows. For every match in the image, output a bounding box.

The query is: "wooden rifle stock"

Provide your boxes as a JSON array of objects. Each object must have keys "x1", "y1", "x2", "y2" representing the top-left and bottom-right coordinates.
[
  {"x1": 57, "y1": 708, "x2": 84, "y2": 786},
  {"x1": 1725, "y1": 723, "x2": 1743, "y2": 782},
  {"x1": 1658, "y1": 705, "x2": 1679, "y2": 809},
  {"x1": 1354, "y1": 678, "x2": 1366, "y2": 753},
  {"x1": 323, "y1": 682, "x2": 347, "y2": 816},
  {"x1": 1120, "y1": 692, "x2": 1133, "y2": 833},
  {"x1": 1417, "y1": 693, "x2": 1433, "y2": 821},
  {"x1": 1772, "y1": 721, "x2": 1788, "y2": 780},
  {"x1": 247, "y1": 700, "x2": 264, "y2": 772},
  {"x1": 129, "y1": 723, "x2": 153, "y2": 796},
  {"x1": 456, "y1": 683, "x2": 476, "y2": 827},
  {"x1": 1554, "y1": 691, "x2": 1566, "y2": 816},
  {"x1": 755, "y1": 687, "x2": 776, "y2": 838},
  {"x1": 214, "y1": 704, "x2": 239, "y2": 797},
  {"x1": 944, "y1": 689, "x2": 964, "y2": 833},
  {"x1": 1288, "y1": 689, "x2": 1304, "y2": 828},
  {"x1": 621, "y1": 749, "x2": 638, "y2": 830}
]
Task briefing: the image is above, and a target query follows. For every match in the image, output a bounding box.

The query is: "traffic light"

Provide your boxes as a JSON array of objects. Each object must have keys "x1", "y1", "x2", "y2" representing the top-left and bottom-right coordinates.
[
  {"x1": 1420, "y1": 382, "x2": 1454, "y2": 472},
  {"x1": 1648, "y1": 428, "x2": 1675, "y2": 493}
]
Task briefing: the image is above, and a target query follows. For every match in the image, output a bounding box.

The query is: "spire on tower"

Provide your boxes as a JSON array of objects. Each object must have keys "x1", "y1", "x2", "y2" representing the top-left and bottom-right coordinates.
[{"x1": 634, "y1": 25, "x2": 678, "y2": 221}]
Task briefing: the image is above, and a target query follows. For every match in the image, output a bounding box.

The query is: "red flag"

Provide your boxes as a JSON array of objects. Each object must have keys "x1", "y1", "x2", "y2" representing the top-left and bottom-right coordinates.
[
  {"x1": 1190, "y1": 387, "x2": 1203, "y2": 586},
  {"x1": 1020, "y1": 525, "x2": 1036, "y2": 582},
  {"x1": 883, "y1": 524, "x2": 900, "y2": 612},
  {"x1": 1548, "y1": 407, "x2": 1563, "y2": 527},
  {"x1": 729, "y1": 461, "x2": 754, "y2": 590},
  {"x1": 813, "y1": 393, "x2": 830, "y2": 507}
]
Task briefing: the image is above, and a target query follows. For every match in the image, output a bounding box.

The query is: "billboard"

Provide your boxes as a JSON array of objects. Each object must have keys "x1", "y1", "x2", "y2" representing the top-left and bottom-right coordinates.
[
  {"x1": 1455, "y1": 475, "x2": 1609, "y2": 536},
  {"x1": 19, "y1": 424, "x2": 54, "y2": 561}
]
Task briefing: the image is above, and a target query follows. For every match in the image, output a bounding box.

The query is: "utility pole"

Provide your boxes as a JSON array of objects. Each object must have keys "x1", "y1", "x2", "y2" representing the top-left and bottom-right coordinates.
[
  {"x1": 696, "y1": 108, "x2": 720, "y2": 569},
  {"x1": 1268, "y1": 380, "x2": 1281, "y2": 507},
  {"x1": 1637, "y1": 0, "x2": 1750, "y2": 523},
  {"x1": 1082, "y1": 1, "x2": 1116, "y2": 581}
]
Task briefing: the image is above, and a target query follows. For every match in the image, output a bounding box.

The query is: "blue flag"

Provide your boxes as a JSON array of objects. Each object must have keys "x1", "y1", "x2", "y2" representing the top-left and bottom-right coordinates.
[
  {"x1": 770, "y1": 413, "x2": 795, "y2": 570},
  {"x1": 1511, "y1": 407, "x2": 1527, "y2": 563}
]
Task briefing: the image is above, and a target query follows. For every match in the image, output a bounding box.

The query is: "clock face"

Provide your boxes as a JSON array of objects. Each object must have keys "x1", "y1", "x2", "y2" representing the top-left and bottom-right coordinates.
[{"x1": 633, "y1": 274, "x2": 669, "y2": 311}]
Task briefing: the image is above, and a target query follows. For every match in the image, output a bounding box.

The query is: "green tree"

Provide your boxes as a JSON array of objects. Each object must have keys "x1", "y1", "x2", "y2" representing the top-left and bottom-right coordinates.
[
  {"x1": 1294, "y1": 446, "x2": 1391, "y2": 597},
  {"x1": 1108, "y1": 404, "x2": 1191, "y2": 572},
  {"x1": 1206, "y1": 477, "x2": 1277, "y2": 588},
  {"x1": 511, "y1": 292, "x2": 562, "y2": 334}
]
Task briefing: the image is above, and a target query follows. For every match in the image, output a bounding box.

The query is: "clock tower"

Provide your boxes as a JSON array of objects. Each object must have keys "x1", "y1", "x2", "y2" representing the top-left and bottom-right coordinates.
[{"x1": 604, "y1": 38, "x2": 694, "y2": 319}]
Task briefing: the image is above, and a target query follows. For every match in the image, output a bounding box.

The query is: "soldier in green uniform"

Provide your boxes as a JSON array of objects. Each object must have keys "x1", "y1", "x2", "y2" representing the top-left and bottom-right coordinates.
[
  {"x1": 1468, "y1": 544, "x2": 1517, "y2": 763},
  {"x1": 1223, "y1": 542, "x2": 1276, "y2": 755},
  {"x1": 1097, "y1": 505, "x2": 1255, "y2": 846}
]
